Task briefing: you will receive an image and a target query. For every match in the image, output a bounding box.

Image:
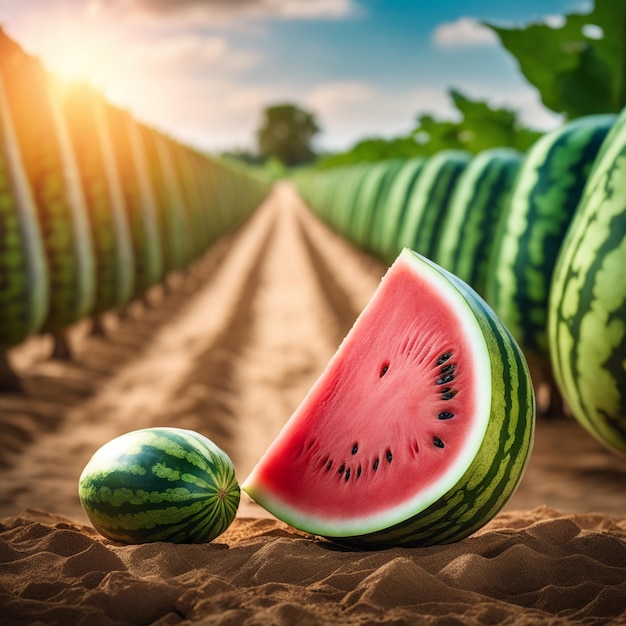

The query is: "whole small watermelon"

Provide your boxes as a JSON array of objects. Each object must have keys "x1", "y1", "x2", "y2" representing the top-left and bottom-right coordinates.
[{"x1": 79, "y1": 427, "x2": 240, "y2": 544}]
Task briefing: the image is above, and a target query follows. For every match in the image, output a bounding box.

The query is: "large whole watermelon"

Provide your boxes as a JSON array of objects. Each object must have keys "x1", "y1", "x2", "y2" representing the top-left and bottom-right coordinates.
[
  {"x1": 486, "y1": 115, "x2": 615, "y2": 359},
  {"x1": 243, "y1": 248, "x2": 535, "y2": 548},
  {"x1": 548, "y1": 108, "x2": 626, "y2": 456}
]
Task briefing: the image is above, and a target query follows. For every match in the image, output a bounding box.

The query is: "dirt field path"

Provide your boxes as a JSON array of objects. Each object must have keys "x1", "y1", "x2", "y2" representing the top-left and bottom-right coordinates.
[
  {"x1": 0, "y1": 182, "x2": 624, "y2": 523},
  {"x1": 0, "y1": 183, "x2": 383, "y2": 520}
]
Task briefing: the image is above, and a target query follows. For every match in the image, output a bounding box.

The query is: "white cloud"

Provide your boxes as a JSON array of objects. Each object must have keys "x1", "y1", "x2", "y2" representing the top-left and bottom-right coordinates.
[
  {"x1": 130, "y1": 33, "x2": 260, "y2": 75},
  {"x1": 306, "y1": 81, "x2": 378, "y2": 113},
  {"x1": 432, "y1": 17, "x2": 498, "y2": 48},
  {"x1": 128, "y1": 0, "x2": 358, "y2": 21},
  {"x1": 303, "y1": 81, "x2": 457, "y2": 150}
]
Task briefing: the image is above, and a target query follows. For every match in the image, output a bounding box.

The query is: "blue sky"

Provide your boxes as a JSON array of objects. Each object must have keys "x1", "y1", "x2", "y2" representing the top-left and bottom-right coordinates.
[{"x1": 0, "y1": 0, "x2": 588, "y2": 153}]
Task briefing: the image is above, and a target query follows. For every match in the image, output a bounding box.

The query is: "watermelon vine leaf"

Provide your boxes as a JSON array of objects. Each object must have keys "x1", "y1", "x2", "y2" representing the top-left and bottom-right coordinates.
[{"x1": 484, "y1": 0, "x2": 626, "y2": 119}]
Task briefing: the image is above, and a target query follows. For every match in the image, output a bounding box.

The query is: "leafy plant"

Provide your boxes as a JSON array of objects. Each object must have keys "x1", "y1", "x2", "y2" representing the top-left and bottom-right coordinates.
[
  {"x1": 317, "y1": 90, "x2": 541, "y2": 168},
  {"x1": 484, "y1": 0, "x2": 626, "y2": 119}
]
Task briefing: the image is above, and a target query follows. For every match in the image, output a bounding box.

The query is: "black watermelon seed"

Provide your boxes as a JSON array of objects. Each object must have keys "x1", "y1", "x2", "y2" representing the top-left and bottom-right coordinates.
[
  {"x1": 434, "y1": 437, "x2": 445, "y2": 448},
  {"x1": 436, "y1": 352, "x2": 452, "y2": 365},
  {"x1": 436, "y1": 373, "x2": 455, "y2": 385},
  {"x1": 438, "y1": 411, "x2": 455, "y2": 420},
  {"x1": 344, "y1": 468, "x2": 351, "y2": 481},
  {"x1": 441, "y1": 390, "x2": 457, "y2": 400},
  {"x1": 352, "y1": 444, "x2": 359, "y2": 455},
  {"x1": 338, "y1": 463, "x2": 345, "y2": 475},
  {"x1": 325, "y1": 460, "x2": 333, "y2": 472},
  {"x1": 440, "y1": 387, "x2": 451, "y2": 393},
  {"x1": 440, "y1": 364, "x2": 456, "y2": 374},
  {"x1": 386, "y1": 449, "x2": 393, "y2": 463},
  {"x1": 357, "y1": 465, "x2": 362, "y2": 478},
  {"x1": 373, "y1": 459, "x2": 379, "y2": 471},
  {"x1": 379, "y1": 362, "x2": 389, "y2": 377}
]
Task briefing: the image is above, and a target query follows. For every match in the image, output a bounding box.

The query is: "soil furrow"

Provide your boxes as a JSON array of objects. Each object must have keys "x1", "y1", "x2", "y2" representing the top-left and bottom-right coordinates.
[
  {"x1": 292, "y1": 186, "x2": 386, "y2": 318},
  {"x1": 0, "y1": 193, "x2": 278, "y2": 520},
  {"x1": 231, "y1": 185, "x2": 351, "y2": 493}
]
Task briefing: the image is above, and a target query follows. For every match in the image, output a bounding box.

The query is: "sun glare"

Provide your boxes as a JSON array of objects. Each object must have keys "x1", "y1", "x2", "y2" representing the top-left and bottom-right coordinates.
[{"x1": 45, "y1": 27, "x2": 102, "y2": 82}]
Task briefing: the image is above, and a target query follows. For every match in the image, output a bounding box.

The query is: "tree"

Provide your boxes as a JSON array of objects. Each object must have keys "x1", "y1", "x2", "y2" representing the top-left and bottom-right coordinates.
[
  {"x1": 257, "y1": 103, "x2": 319, "y2": 167},
  {"x1": 484, "y1": 0, "x2": 626, "y2": 119}
]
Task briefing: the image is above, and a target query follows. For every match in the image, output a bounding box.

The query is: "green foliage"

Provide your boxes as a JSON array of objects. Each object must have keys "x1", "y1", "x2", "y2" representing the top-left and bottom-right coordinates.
[
  {"x1": 316, "y1": 135, "x2": 424, "y2": 169},
  {"x1": 257, "y1": 103, "x2": 320, "y2": 167},
  {"x1": 220, "y1": 148, "x2": 265, "y2": 166},
  {"x1": 412, "y1": 91, "x2": 542, "y2": 155},
  {"x1": 317, "y1": 90, "x2": 542, "y2": 168},
  {"x1": 485, "y1": 0, "x2": 626, "y2": 119},
  {"x1": 447, "y1": 90, "x2": 542, "y2": 153}
]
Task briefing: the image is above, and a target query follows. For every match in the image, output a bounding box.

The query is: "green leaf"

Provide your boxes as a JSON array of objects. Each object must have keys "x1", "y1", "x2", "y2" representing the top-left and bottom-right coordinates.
[
  {"x1": 485, "y1": 0, "x2": 626, "y2": 118},
  {"x1": 450, "y1": 89, "x2": 542, "y2": 152}
]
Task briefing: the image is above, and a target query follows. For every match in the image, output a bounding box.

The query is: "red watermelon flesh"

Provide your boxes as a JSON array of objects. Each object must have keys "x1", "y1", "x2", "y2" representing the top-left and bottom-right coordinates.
[{"x1": 243, "y1": 248, "x2": 496, "y2": 539}]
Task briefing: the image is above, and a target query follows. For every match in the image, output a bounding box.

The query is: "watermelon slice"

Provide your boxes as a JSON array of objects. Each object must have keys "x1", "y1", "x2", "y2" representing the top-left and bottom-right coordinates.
[{"x1": 243, "y1": 248, "x2": 535, "y2": 548}]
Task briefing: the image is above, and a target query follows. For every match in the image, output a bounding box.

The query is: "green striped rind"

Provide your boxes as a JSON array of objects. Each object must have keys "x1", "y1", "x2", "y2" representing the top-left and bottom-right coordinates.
[
  {"x1": 548, "y1": 108, "x2": 626, "y2": 455},
  {"x1": 326, "y1": 251, "x2": 535, "y2": 548},
  {"x1": 126, "y1": 115, "x2": 164, "y2": 285},
  {"x1": 332, "y1": 165, "x2": 371, "y2": 237},
  {"x1": 436, "y1": 148, "x2": 522, "y2": 297},
  {"x1": 0, "y1": 34, "x2": 96, "y2": 334},
  {"x1": 364, "y1": 159, "x2": 409, "y2": 257},
  {"x1": 104, "y1": 103, "x2": 163, "y2": 297},
  {"x1": 376, "y1": 157, "x2": 425, "y2": 265},
  {"x1": 79, "y1": 427, "x2": 240, "y2": 544},
  {"x1": 169, "y1": 142, "x2": 203, "y2": 262},
  {"x1": 148, "y1": 131, "x2": 189, "y2": 273},
  {"x1": 0, "y1": 69, "x2": 48, "y2": 347},
  {"x1": 396, "y1": 150, "x2": 471, "y2": 260},
  {"x1": 135, "y1": 122, "x2": 174, "y2": 277},
  {"x1": 486, "y1": 115, "x2": 616, "y2": 357},
  {"x1": 352, "y1": 159, "x2": 405, "y2": 252},
  {"x1": 189, "y1": 150, "x2": 219, "y2": 249},
  {"x1": 323, "y1": 166, "x2": 355, "y2": 230},
  {"x1": 60, "y1": 83, "x2": 135, "y2": 314}
]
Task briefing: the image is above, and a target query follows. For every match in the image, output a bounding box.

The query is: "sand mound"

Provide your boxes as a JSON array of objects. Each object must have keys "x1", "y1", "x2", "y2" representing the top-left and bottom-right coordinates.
[{"x1": 2, "y1": 507, "x2": 625, "y2": 625}]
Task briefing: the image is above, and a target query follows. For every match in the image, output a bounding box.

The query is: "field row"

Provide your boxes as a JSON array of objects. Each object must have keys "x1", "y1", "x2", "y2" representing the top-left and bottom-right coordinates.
[
  {"x1": 0, "y1": 31, "x2": 270, "y2": 388},
  {"x1": 295, "y1": 110, "x2": 626, "y2": 456}
]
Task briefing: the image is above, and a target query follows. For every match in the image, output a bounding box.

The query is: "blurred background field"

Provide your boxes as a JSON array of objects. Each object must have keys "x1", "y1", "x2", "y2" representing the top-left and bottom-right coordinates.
[{"x1": 1, "y1": 0, "x2": 625, "y2": 521}]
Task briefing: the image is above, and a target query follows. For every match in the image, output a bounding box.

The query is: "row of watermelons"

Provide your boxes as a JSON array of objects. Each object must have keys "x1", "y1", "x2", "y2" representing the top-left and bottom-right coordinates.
[
  {"x1": 0, "y1": 30, "x2": 270, "y2": 389},
  {"x1": 294, "y1": 110, "x2": 626, "y2": 457}
]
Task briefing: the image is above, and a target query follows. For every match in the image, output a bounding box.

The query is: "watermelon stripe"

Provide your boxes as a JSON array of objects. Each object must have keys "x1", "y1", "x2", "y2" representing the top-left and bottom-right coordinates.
[
  {"x1": 549, "y1": 113, "x2": 626, "y2": 454},
  {"x1": 0, "y1": 68, "x2": 48, "y2": 348},
  {"x1": 397, "y1": 151, "x2": 470, "y2": 260},
  {"x1": 437, "y1": 149, "x2": 521, "y2": 297},
  {"x1": 378, "y1": 158, "x2": 425, "y2": 264},
  {"x1": 487, "y1": 115, "x2": 615, "y2": 357}
]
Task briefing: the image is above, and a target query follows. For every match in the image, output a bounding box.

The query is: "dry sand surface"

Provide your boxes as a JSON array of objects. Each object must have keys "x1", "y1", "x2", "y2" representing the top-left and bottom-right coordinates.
[{"x1": 1, "y1": 182, "x2": 625, "y2": 625}]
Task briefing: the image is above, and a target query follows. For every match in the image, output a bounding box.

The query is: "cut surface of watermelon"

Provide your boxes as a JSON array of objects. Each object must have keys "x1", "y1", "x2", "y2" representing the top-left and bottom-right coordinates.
[{"x1": 243, "y1": 249, "x2": 533, "y2": 544}]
